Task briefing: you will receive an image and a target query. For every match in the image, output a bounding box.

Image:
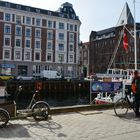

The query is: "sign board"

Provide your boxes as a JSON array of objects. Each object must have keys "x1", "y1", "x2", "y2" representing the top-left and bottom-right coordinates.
[{"x1": 91, "y1": 81, "x2": 122, "y2": 93}]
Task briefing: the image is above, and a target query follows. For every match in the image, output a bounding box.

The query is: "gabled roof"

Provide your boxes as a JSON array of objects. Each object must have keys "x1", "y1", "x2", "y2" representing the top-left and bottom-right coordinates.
[{"x1": 116, "y1": 2, "x2": 134, "y2": 26}]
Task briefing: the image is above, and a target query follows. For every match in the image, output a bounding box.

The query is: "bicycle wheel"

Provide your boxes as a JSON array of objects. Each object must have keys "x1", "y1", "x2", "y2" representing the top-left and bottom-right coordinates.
[
  {"x1": 0, "y1": 109, "x2": 10, "y2": 128},
  {"x1": 114, "y1": 98, "x2": 129, "y2": 117},
  {"x1": 32, "y1": 101, "x2": 50, "y2": 121}
]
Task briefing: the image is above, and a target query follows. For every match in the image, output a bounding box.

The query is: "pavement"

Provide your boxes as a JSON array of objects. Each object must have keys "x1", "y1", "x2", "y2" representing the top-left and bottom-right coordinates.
[{"x1": 1, "y1": 108, "x2": 140, "y2": 140}]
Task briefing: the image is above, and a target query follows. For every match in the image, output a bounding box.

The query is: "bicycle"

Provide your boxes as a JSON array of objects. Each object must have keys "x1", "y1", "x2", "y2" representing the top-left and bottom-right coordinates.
[
  {"x1": 0, "y1": 86, "x2": 50, "y2": 128},
  {"x1": 114, "y1": 91, "x2": 136, "y2": 117}
]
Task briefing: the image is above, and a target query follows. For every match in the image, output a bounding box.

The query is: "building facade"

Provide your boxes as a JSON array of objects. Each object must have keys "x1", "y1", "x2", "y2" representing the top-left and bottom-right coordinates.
[
  {"x1": 0, "y1": 1, "x2": 81, "y2": 77},
  {"x1": 79, "y1": 42, "x2": 89, "y2": 77},
  {"x1": 89, "y1": 3, "x2": 140, "y2": 74}
]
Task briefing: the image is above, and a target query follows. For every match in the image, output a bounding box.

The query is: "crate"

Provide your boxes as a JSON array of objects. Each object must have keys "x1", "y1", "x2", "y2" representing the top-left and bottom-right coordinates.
[{"x1": 0, "y1": 100, "x2": 16, "y2": 117}]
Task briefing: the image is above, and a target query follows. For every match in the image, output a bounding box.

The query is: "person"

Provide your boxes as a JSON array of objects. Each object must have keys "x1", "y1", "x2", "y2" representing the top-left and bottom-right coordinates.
[{"x1": 131, "y1": 70, "x2": 140, "y2": 117}]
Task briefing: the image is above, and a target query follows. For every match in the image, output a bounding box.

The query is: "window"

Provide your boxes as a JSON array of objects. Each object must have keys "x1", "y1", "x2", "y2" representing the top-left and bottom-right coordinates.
[
  {"x1": 26, "y1": 17, "x2": 31, "y2": 25},
  {"x1": 33, "y1": 65, "x2": 41, "y2": 73},
  {"x1": 35, "y1": 40, "x2": 41, "y2": 49},
  {"x1": 69, "y1": 34, "x2": 74, "y2": 42},
  {"x1": 35, "y1": 29, "x2": 41, "y2": 38},
  {"x1": 36, "y1": 18, "x2": 41, "y2": 26},
  {"x1": 69, "y1": 44, "x2": 74, "y2": 51},
  {"x1": 58, "y1": 54, "x2": 64, "y2": 62},
  {"x1": 70, "y1": 24, "x2": 73, "y2": 31},
  {"x1": 16, "y1": 15, "x2": 22, "y2": 24},
  {"x1": 47, "y1": 42, "x2": 52, "y2": 50},
  {"x1": 5, "y1": 13, "x2": 11, "y2": 21},
  {"x1": 67, "y1": 23, "x2": 69, "y2": 30},
  {"x1": 47, "y1": 53, "x2": 52, "y2": 61},
  {"x1": 25, "y1": 52, "x2": 30, "y2": 60},
  {"x1": 59, "y1": 22, "x2": 64, "y2": 29},
  {"x1": 59, "y1": 43, "x2": 64, "y2": 51},
  {"x1": 26, "y1": 28, "x2": 31, "y2": 37},
  {"x1": 15, "y1": 51, "x2": 21, "y2": 59},
  {"x1": 16, "y1": 26, "x2": 22, "y2": 36},
  {"x1": 59, "y1": 33, "x2": 64, "y2": 40},
  {"x1": 16, "y1": 38, "x2": 21, "y2": 47},
  {"x1": 47, "y1": 31, "x2": 53, "y2": 40},
  {"x1": 69, "y1": 55, "x2": 73, "y2": 62},
  {"x1": 35, "y1": 52, "x2": 40, "y2": 60},
  {"x1": 48, "y1": 20, "x2": 52, "y2": 28},
  {"x1": 84, "y1": 51, "x2": 87, "y2": 57},
  {"x1": 4, "y1": 37, "x2": 10, "y2": 46},
  {"x1": 4, "y1": 50, "x2": 10, "y2": 59},
  {"x1": 25, "y1": 39, "x2": 31, "y2": 48},
  {"x1": 4, "y1": 25, "x2": 11, "y2": 34},
  {"x1": 75, "y1": 25, "x2": 77, "y2": 31}
]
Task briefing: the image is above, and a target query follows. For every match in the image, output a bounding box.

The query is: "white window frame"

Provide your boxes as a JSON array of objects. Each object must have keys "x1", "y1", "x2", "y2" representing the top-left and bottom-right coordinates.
[
  {"x1": 16, "y1": 15, "x2": 22, "y2": 24},
  {"x1": 14, "y1": 50, "x2": 22, "y2": 61},
  {"x1": 59, "y1": 33, "x2": 64, "y2": 40},
  {"x1": 25, "y1": 38, "x2": 31, "y2": 48},
  {"x1": 25, "y1": 27, "x2": 31, "y2": 37},
  {"x1": 47, "y1": 41, "x2": 52, "y2": 50},
  {"x1": 58, "y1": 43, "x2": 64, "y2": 51},
  {"x1": 15, "y1": 37, "x2": 22, "y2": 48},
  {"x1": 69, "y1": 33, "x2": 74, "y2": 42},
  {"x1": 35, "y1": 39, "x2": 41, "y2": 49},
  {"x1": 3, "y1": 49, "x2": 11, "y2": 60},
  {"x1": 4, "y1": 24, "x2": 11, "y2": 34},
  {"x1": 35, "y1": 28, "x2": 41, "y2": 38},
  {"x1": 4, "y1": 13, "x2": 11, "y2": 22},
  {"x1": 15, "y1": 25, "x2": 22, "y2": 36},
  {"x1": 59, "y1": 22, "x2": 65, "y2": 29},
  {"x1": 24, "y1": 51, "x2": 31, "y2": 61},
  {"x1": 34, "y1": 51, "x2": 41, "y2": 62},
  {"x1": 69, "y1": 55, "x2": 74, "y2": 63},
  {"x1": 47, "y1": 30, "x2": 53, "y2": 40},
  {"x1": 26, "y1": 16, "x2": 32, "y2": 25},
  {"x1": 36, "y1": 18, "x2": 41, "y2": 26},
  {"x1": 48, "y1": 20, "x2": 53, "y2": 28},
  {"x1": 46, "y1": 53, "x2": 52, "y2": 62},
  {"x1": 4, "y1": 35, "x2": 11, "y2": 46}
]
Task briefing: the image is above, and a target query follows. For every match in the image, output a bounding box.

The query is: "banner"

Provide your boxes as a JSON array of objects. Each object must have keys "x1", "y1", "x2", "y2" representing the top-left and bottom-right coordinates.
[{"x1": 91, "y1": 81, "x2": 122, "y2": 93}]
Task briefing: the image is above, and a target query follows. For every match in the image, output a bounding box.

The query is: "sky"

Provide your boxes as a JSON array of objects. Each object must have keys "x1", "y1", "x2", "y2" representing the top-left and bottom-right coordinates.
[{"x1": 4, "y1": 0, "x2": 140, "y2": 42}]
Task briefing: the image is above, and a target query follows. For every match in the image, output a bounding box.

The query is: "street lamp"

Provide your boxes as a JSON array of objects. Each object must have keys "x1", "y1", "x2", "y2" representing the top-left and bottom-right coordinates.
[{"x1": 60, "y1": 55, "x2": 63, "y2": 79}]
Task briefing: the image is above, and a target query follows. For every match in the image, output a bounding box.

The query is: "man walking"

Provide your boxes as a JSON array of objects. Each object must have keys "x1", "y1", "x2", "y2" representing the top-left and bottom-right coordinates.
[{"x1": 131, "y1": 71, "x2": 140, "y2": 117}]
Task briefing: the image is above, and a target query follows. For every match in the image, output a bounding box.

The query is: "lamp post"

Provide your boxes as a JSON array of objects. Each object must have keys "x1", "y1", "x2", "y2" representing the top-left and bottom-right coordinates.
[{"x1": 60, "y1": 55, "x2": 63, "y2": 79}]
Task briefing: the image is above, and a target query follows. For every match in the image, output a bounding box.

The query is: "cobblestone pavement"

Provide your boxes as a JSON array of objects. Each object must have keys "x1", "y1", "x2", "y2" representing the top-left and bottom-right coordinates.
[{"x1": 1, "y1": 109, "x2": 140, "y2": 140}]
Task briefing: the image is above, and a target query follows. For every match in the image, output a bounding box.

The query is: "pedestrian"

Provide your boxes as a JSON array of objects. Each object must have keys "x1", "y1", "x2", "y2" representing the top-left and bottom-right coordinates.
[{"x1": 131, "y1": 70, "x2": 140, "y2": 117}]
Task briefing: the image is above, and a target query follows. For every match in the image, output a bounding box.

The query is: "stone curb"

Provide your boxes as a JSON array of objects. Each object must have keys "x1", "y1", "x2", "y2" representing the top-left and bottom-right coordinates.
[
  {"x1": 50, "y1": 103, "x2": 114, "y2": 114},
  {"x1": 10, "y1": 103, "x2": 114, "y2": 120}
]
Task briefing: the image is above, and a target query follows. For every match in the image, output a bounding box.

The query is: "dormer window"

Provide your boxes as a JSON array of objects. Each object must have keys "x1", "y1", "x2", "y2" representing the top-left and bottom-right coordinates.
[
  {"x1": 26, "y1": 7, "x2": 30, "y2": 12},
  {"x1": 36, "y1": 9, "x2": 40, "y2": 13},
  {"x1": 64, "y1": 8, "x2": 67, "y2": 12},
  {"x1": 16, "y1": 5, "x2": 21, "y2": 10},
  {"x1": 5, "y1": 3, "x2": 10, "y2": 8}
]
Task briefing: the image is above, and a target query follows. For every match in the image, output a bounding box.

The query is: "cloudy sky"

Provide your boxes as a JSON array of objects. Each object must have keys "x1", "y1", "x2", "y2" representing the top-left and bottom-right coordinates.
[{"x1": 4, "y1": 0, "x2": 140, "y2": 42}]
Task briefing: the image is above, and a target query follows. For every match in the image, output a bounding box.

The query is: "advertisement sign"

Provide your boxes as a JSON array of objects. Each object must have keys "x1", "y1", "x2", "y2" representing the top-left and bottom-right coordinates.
[{"x1": 91, "y1": 81, "x2": 122, "y2": 93}]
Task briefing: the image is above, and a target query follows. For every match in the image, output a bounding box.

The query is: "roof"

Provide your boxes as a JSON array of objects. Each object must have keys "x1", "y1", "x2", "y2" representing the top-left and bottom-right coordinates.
[
  {"x1": 0, "y1": 0, "x2": 80, "y2": 21},
  {"x1": 116, "y1": 2, "x2": 134, "y2": 26}
]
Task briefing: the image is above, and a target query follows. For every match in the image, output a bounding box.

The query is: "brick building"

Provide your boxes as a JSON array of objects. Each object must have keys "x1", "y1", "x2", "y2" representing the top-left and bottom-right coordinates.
[
  {"x1": 89, "y1": 3, "x2": 140, "y2": 74},
  {"x1": 79, "y1": 42, "x2": 89, "y2": 77},
  {"x1": 0, "y1": 1, "x2": 81, "y2": 77}
]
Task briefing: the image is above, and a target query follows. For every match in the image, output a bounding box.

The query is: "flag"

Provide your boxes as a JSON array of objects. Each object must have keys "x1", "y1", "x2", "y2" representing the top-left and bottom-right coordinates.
[{"x1": 123, "y1": 31, "x2": 128, "y2": 52}]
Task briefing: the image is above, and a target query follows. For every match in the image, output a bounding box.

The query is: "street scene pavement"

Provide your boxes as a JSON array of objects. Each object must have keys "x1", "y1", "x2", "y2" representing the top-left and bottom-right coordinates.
[{"x1": 0, "y1": 109, "x2": 140, "y2": 140}]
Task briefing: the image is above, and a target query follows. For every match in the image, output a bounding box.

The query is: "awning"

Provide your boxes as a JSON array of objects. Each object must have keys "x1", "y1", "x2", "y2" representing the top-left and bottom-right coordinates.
[{"x1": 0, "y1": 63, "x2": 15, "y2": 68}]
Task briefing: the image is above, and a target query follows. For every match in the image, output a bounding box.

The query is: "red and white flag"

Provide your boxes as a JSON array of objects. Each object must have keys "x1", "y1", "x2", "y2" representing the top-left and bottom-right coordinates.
[{"x1": 123, "y1": 31, "x2": 128, "y2": 52}]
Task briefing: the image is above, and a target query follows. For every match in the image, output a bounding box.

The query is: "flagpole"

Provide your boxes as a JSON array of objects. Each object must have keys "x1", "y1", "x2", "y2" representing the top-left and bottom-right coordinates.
[{"x1": 134, "y1": 0, "x2": 137, "y2": 70}]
